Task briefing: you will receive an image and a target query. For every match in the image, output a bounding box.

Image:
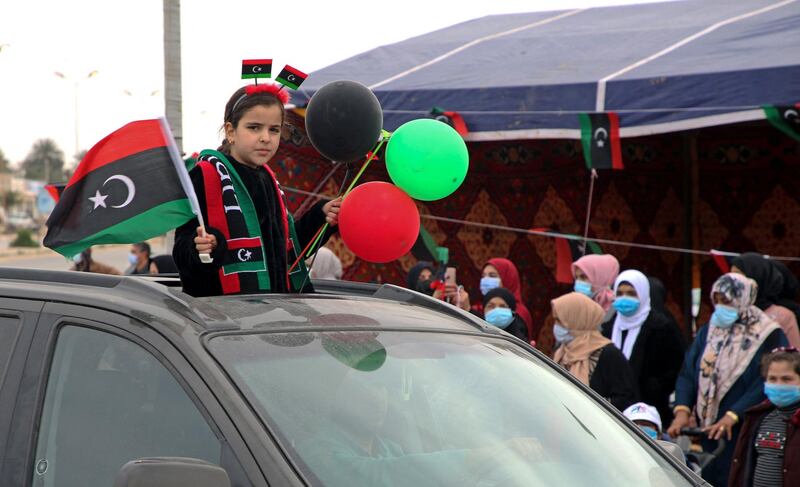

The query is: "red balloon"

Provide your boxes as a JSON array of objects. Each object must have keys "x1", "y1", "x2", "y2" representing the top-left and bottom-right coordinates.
[{"x1": 339, "y1": 182, "x2": 420, "y2": 263}]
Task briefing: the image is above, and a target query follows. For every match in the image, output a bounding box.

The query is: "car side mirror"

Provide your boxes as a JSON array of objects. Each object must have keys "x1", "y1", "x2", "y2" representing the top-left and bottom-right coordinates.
[{"x1": 114, "y1": 457, "x2": 230, "y2": 487}]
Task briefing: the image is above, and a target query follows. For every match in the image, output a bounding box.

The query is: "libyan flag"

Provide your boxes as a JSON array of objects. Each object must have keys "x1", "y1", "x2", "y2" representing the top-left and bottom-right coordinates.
[
  {"x1": 275, "y1": 65, "x2": 308, "y2": 90},
  {"x1": 579, "y1": 112, "x2": 623, "y2": 170},
  {"x1": 763, "y1": 104, "x2": 800, "y2": 142},
  {"x1": 43, "y1": 119, "x2": 199, "y2": 258}
]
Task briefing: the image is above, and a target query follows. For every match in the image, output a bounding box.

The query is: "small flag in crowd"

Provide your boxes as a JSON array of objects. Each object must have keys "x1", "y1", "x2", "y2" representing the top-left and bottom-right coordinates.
[
  {"x1": 553, "y1": 232, "x2": 603, "y2": 284},
  {"x1": 241, "y1": 59, "x2": 272, "y2": 79},
  {"x1": 43, "y1": 119, "x2": 200, "y2": 258},
  {"x1": 763, "y1": 104, "x2": 800, "y2": 143},
  {"x1": 710, "y1": 249, "x2": 736, "y2": 274},
  {"x1": 579, "y1": 112, "x2": 623, "y2": 170},
  {"x1": 45, "y1": 183, "x2": 66, "y2": 203},
  {"x1": 275, "y1": 64, "x2": 308, "y2": 90}
]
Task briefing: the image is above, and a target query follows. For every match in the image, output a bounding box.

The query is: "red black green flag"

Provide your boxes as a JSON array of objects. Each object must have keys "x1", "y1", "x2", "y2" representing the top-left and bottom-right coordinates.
[
  {"x1": 242, "y1": 59, "x2": 272, "y2": 79},
  {"x1": 579, "y1": 112, "x2": 623, "y2": 170},
  {"x1": 275, "y1": 65, "x2": 308, "y2": 90},
  {"x1": 763, "y1": 104, "x2": 800, "y2": 142},
  {"x1": 43, "y1": 119, "x2": 199, "y2": 258},
  {"x1": 552, "y1": 231, "x2": 603, "y2": 284},
  {"x1": 45, "y1": 183, "x2": 66, "y2": 203},
  {"x1": 710, "y1": 249, "x2": 735, "y2": 274}
]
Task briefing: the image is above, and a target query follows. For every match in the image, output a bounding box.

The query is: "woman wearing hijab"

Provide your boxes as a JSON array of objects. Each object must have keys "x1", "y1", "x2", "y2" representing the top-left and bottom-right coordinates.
[
  {"x1": 482, "y1": 287, "x2": 529, "y2": 342},
  {"x1": 601, "y1": 270, "x2": 685, "y2": 426},
  {"x1": 667, "y1": 273, "x2": 788, "y2": 487},
  {"x1": 407, "y1": 261, "x2": 435, "y2": 295},
  {"x1": 552, "y1": 292, "x2": 637, "y2": 411},
  {"x1": 571, "y1": 254, "x2": 619, "y2": 319},
  {"x1": 732, "y1": 253, "x2": 800, "y2": 348},
  {"x1": 480, "y1": 258, "x2": 534, "y2": 340},
  {"x1": 307, "y1": 246, "x2": 343, "y2": 280}
]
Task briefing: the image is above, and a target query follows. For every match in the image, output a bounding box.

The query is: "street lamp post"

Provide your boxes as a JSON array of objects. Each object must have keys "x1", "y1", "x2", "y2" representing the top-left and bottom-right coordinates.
[{"x1": 54, "y1": 70, "x2": 98, "y2": 162}]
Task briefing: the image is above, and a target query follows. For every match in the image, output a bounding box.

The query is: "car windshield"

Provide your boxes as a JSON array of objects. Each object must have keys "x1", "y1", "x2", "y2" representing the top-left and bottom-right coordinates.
[{"x1": 208, "y1": 330, "x2": 693, "y2": 487}]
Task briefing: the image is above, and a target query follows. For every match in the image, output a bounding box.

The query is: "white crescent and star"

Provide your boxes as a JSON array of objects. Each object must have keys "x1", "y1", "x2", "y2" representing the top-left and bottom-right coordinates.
[
  {"x1": 594, "y1": 127, "x2": 608, "y2": 148},
  {"x1": 287, "y1": 74, "x2": 296, "y2": 81},
  {"x1": 252, "y1": 65, "x2": 262, "y2": 73},
  {"x1": 784, "y1": 109, "x2": 798, "y2": 124},
  {"x1": 88, "y1": 174, "x2": 136, "y2": 211},
  {"x1": 238, "y1": 249, "x2": 253, "y2": 261}
]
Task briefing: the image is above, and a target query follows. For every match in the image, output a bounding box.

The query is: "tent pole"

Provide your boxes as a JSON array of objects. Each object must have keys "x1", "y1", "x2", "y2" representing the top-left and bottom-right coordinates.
[
  {"x1": 682, "y1": 131, "x2": 699, "y2": 342},
  {"x1": 581, "y1": 169, "x2": 598, "y2": 254}
]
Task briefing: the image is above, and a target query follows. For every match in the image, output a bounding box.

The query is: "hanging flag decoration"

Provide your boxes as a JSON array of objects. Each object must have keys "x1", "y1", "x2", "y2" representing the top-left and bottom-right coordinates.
[
  {"x1": 275, "y1": 64, "x2": 308, "y2": 90},
  {"x1": 551, "y1": 230, "x2": 604, "y2": 284},
  {"x1": 710, "y1": 249, "x2": 736, "y2": 274},
  {"x1": 241, "y1": 59, "x2": 272, "y2": 79},
  {"x1": 763, "y1": 104, "x2": 800, "y2": 142},
  {"x1": 579, "y1": 112, "x2": 623, "y2": 170},
  {"x1": 43, "y1": 118, "x2": 200, "y2": 258},
  {"x1": 430, "y1": 107, "x2": 469, "y2": 136}
]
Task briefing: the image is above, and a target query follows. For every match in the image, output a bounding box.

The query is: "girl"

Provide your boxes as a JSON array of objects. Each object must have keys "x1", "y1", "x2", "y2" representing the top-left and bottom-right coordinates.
[
  {"x1": 601, "y1": 270, "x2": 685, "y2": 425},
  {"x1": 552, "y1": 292, "x2": 637, "y2": 411},
  {"x1": 729, "y1": 347, "x2": 800, "y2": 486},
  {"x1": 479, "y1": 258, "x2": 533, "y2": 338},
  {"x1": 571, "y1": 254, "x2": 619, "y2": 317},
  {"x1": 173, "y1": 84, "x2": 340, "y2": 296},
  {"x1": 482, "y1": 287, "x2": 529, "y2": 342}
]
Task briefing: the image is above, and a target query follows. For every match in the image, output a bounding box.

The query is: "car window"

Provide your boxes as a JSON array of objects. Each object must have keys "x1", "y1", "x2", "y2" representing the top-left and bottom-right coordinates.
[
  {"x1": 0, "y1": 314, "x2": 22, "y2": 390},
  {"x1": 32, "y1": 325, "x2": 222, "y2": 487},
  {"x1": 209, "y1": 330, "x2": 693, "y2": 487}
]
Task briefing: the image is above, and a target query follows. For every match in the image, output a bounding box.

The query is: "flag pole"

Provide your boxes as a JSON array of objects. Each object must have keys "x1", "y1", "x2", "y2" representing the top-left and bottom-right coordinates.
[
  {"x1": 581, "y1": 169, "x2": 598, "y2": 255},
  {"x1": 160, "y1": 117, "x2": 213, "y2": 263}
]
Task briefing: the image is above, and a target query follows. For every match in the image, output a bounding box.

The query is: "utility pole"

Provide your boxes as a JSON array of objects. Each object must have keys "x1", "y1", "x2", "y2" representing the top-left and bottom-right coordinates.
[
  {"x1": 164, "y1": 0, "x2": 183, "y2": 153},
  {"x1": 163, "y1": 0, "x2": 182, "y2": 254}
]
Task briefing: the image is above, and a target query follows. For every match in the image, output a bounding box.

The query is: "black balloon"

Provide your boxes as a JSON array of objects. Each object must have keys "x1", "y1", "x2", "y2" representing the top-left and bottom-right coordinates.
[{"x1": 305, "y1": 80, "x2": 383, "y2": 163}]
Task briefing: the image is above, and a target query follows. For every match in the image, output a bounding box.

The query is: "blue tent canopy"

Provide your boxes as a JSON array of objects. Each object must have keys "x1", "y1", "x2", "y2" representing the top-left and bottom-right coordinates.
[{"x1": 291, "y1": 0, "x2": 800, "y2": 140}]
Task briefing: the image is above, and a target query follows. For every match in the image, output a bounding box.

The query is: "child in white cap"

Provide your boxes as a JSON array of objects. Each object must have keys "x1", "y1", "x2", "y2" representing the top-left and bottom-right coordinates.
[{"x1": 623, "y1": 402, "x2": 664, "y2": 441}]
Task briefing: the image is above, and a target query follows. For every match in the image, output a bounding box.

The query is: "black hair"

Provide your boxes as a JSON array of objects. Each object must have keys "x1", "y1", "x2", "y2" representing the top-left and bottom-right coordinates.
[
  {"x1": 218, "y1": 86, "x2": 286, "y2": 155},
  {"x1": 133, "y1": 242, "x2": 151, "y2": 256}
]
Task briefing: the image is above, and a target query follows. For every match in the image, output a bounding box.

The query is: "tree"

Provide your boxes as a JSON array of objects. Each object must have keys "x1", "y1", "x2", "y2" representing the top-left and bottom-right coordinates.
[
  {"x1": 22, "y1": 139, "x2": 65, "y2": 182},
  {"x1": 0, "y1": 148, "x2": 11, "y2": 173},
  {"x1": 0, "y1": 190, "x2": 21, "y2": 211}
]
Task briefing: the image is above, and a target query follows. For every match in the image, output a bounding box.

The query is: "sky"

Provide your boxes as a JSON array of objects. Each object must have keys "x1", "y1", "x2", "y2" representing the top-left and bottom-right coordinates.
[{"x1": 0, "y1": 0, "x2": 674, "y2": 167}]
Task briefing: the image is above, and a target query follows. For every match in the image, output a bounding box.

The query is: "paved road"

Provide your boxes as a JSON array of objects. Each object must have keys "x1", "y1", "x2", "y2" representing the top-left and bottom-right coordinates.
[{"x1": 0, "y1": 246, "x2": 132, "y2": 272}]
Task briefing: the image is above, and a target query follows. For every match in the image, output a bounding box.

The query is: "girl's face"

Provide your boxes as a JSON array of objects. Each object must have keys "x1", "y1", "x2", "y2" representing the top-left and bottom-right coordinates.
[
  {"x1": 574, "y1": 267, "x2": 589, "y2": 281},
  {"x1": 225, "y1": 104, "x2": 282, "y2": 168},
  {"x1": 766, "y1": 360, "x2": 800, "y2": 386},
  {"x1": 482, "y1": 264, "x2": 501, "y2": 283},
  {"x1": 616, "y1": 283, "x2": 637, "y2": 298},
  {"x1": 484, "y1": 296, "x2": 510, "y2": 313}
]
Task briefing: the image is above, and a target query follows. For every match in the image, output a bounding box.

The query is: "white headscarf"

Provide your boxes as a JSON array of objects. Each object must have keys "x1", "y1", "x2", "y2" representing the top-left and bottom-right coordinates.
[
  {"x1": 611, "y1": 270, "x2": 652, "y2": 359},
  {"x1": 307, "y1": 247, "x2": 343, "y2": 280}
]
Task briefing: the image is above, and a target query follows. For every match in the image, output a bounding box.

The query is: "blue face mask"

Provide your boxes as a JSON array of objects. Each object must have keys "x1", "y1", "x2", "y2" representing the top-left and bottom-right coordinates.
[
  {"x1": 641, "y1": 426, "x2": 659, "y2": 440},
  {"x1": 480, "y1": 277, "x2": 501, "y2": 295},
  {"x1": 485, "y1": 308, "x2": 514, "y2": 329},
  {"x1": 764, "y1": 383, "x2": 800, "y2": 408},
  {"x1": 613, "y1": 296, "x2": 640, "y2": 317},
  {"x1": 72, "y1": 253, "x2": 83, "y2": 263},
  {"x1": 574, "y1": 280, "x2": 593, "y2": 297},
  {"x1": 553, "y1": 323, "x2": 574, "y2": 344},
  {"x1": 711, "y1": 304, "x2": 739, "y2": 328},
  {"x1": 128, "y1": 253, "x2": 139, "y2": 266}
]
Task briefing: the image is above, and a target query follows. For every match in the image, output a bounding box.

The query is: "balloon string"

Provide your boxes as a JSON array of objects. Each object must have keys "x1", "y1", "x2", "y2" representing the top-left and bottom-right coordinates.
[{"x1": 287, "y1": 132, "x2": 391, "y2": 273}]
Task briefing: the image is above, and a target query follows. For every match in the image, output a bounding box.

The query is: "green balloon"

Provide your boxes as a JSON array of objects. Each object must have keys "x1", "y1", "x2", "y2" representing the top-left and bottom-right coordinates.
[{"x1": 386, "y1": 119, "x2": 469, "y2": 201}]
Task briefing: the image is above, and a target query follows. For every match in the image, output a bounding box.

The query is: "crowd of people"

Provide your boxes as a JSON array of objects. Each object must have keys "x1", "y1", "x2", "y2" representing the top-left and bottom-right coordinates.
[{"x1": 407, "y1": 252, "x2": 800, "y2": 487}]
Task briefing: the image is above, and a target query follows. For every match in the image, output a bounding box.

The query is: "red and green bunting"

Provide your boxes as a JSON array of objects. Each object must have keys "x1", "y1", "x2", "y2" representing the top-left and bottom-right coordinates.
[
  {"x1": 242, "y1": 59, "x2": 272, "y2": 79},
  {"x1": 275, "y1": 65, "x2": 308, "y2": 90},
  {"x1": 43, "y1": 119, "x2": 196, "y2": 258},
  {"x1": 579, "y1": 112, "x2": 623, "y2": 170},
  {"x1": 763, "y1": 104, "x2": 800, "y2": 142}
]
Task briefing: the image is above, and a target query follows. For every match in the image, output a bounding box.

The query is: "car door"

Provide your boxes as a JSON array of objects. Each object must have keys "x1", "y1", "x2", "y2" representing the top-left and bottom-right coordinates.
[
  {"x1": 1, "y1": 302, "x2": 265, "y2": 487},
  {"x1": 0, "y1": 298, "x2": 44, "y2": 478}
]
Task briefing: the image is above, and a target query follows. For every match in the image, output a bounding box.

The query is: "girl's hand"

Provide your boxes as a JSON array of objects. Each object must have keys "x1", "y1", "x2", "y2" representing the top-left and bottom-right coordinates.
[
  {"x1": 323, "y1": 198, "x2": 342, "y2": 226},
  {"x1": 194, "y1": 226, "x2": 218, "y2": 253},
  {"x1": 703, "y1": 414, "x2": 736, "y2": 441}
]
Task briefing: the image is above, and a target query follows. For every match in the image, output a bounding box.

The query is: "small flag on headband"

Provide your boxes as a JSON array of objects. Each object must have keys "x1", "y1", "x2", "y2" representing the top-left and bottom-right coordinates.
[
  {"x1": 276, "y1": 65, "x2": 308, "y2": 90},
  {"x1": 43, "y1": 119, "x2": 200, "y2": 258},
  {"x1": 242, "y1": 59, "x2": 272, "y2": 79}
]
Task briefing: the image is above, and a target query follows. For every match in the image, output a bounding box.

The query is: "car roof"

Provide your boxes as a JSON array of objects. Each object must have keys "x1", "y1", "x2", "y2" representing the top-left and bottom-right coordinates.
[{"x1": 0, "y1": 268, "x2": 495, "y2": 336}]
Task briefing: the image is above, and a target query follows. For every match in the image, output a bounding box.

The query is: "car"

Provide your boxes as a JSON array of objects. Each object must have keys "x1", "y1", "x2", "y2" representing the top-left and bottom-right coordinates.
[{"x1": 0, "y1": 268, "x2": 707, "y2": 487}]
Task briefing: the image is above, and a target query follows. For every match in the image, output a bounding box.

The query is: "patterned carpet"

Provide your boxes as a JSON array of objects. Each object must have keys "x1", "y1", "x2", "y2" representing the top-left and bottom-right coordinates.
[{"x1": 274, "y1": 112, "x2": 800, "y2": 344}]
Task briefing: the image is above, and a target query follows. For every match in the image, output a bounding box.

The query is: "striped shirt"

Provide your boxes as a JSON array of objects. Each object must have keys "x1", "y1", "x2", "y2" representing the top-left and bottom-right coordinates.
[{"x1": 753, "y1": 405, "x2": 798, "y2": 487}]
